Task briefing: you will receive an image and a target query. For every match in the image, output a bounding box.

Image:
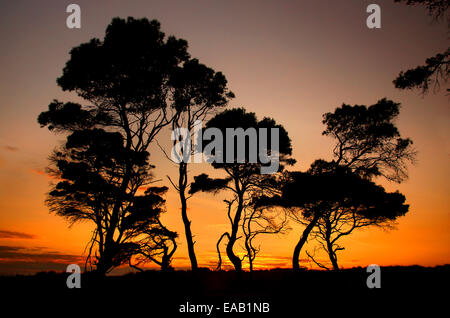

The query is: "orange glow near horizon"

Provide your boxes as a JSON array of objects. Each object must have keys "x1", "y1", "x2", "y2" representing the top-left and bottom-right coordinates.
[{"x1": 0, "y1": 1, "x2": 449, "y2": 274}]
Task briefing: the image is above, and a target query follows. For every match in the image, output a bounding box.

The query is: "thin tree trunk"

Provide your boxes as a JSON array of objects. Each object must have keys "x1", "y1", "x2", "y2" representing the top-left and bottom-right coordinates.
[
  {"x1": 226, "y1": 188, "x2": 244, "y2": 271},
  {"x1": 292, "y1": 213, "x2": 321, "y2": 271},
  {"x1": 327, "y1": 246, "x2": 340, "y2": 271},
  {"x1": 325, "y1": 220, "x2": 339, "y2": 271},
  {"x1": 245, "y1": 238, "x2": 253, "y2": 272},
  {"x1": 179, "y1": 162, "x2": 198, "y2": 270},
  {"x1": 161, "y1": 246, "x2": 171, "y2": 271},
  {"x1": 244, "y1": 212, "x2": 253, "y2": 272}
]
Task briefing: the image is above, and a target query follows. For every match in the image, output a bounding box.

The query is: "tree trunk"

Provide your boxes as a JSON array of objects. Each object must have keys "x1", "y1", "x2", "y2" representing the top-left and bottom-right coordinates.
[
  {"x1": 327, "y1": 249, "x2": 339, "y2": 271},
  {"x1": 325, "y1": 219, "x2": 339, "y2": 271},
  {"x1": 292, "y1": 213, "x2": 320, "y2": 271},
  {"x1": 161, "y1": 246, "x2": 171, "y2": 272},
  {"x1": 95, "y1": 246, "x2": 113, "y2": 275},
  {"x1": 179, "y1": 162, "x2": 198, "y2": 271},
  {"x1": 226, "y1": 188, "x2": 244, "y2": 271},
  {"x1": 245, "y1": 238, "x2": 253, "y2": 272},
  {"x1": 226, "y1": 237, "x2": 242, "y2": 271}
]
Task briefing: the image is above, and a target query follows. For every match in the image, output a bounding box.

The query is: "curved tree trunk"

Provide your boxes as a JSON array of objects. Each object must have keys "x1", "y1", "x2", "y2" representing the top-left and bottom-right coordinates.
[
  {"x1": 326, "y1": 246, "x2": 340, "y2": 271},
  {"x1": 292, "y1": 213, "x2": 321, "y2": 271},
  {"x1": 160, "y1": 246, "x2": 171, "y2": 272},
  {"x1": 226, "y1": 236, "x2": 242, "y2": 271},
  {"x1": 325, "y1": 220, "x2": 340, "y2": 271},
  {"x1": 226, "y1": 189, "x2": 244, "y2": 271}
]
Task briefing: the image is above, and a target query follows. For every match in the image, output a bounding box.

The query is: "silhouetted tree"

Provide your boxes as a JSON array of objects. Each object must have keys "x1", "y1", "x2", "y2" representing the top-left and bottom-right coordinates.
[
  {"x1": 44, "y1": 128, "x2": 173, "y2": 273},
  {"x1": 394, "y1": 0, "x2": 449, "y2": 21},
  {"x1": 256, "y1": 162, "x2": 358, "y2": 270},
  {"x1": 322, "y1": 98, "x2": 416, "y2": 182},
  {"x1": 393, "y1": 0, "x2": 449, "y2": 94},
  {"x1": 393, "y1": 48, "x2": 449, "y2": 95},
  {"x1": 242, "y1": 203, "x2": 288, "y2": 272},
  {"x1": 284, "y1": 99, "x2": 415, "y2": 270},
  {"x1": 300, "y1": 162, "x2": 409, "y2": 270},
  {"x1": 190, "y1": 108, "x2": 294, "y2": 271},
  {"x1": 129, "y1": 208, "x2": 178, "y2": 272},
  {"x1": 166, "y1": 58, "x2": 234, "y2": 270},
  {"x1": 38, "y1": 17, "x2": 191, "y2": 274},
  {"x1": 122, "y1": 186, "x2": 178, "y2": 272},
  {"x1": 275, "y1": 162, "x2": 349, "y2": 271}
]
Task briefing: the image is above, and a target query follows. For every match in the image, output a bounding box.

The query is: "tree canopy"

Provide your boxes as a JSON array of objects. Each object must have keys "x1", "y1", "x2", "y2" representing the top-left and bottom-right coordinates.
[
  {"x1": 283, "y1": 160, "x2": 409, "y2": 270},
  {"x1": 393, "y1": 0, "x2": 449, "y2": 94},
  {"x1": 190, "y1": 108, "x2": 293, "y2": 271},
  {"x1": 38, "y1": 17, "x2": 197, "y2": 274},
  {"x1": 322, "y1": 98, "x2": 415, "y2": 182}
]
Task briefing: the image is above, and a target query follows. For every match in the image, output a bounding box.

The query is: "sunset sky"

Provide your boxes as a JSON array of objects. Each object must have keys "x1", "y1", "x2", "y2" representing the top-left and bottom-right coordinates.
[{"x1": 0, "y1": 0, "x2": 448, "y2": 274}]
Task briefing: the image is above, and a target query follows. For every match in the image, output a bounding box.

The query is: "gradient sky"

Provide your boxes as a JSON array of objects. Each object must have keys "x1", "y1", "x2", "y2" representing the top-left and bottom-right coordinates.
[{"x1": 0, "y1": 0, "x2": 448, "y2": 274}]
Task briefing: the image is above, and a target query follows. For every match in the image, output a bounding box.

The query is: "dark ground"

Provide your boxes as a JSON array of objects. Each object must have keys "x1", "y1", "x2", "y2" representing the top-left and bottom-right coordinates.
[{"x1": 1, "y1": 265, "x2": 448, "y2": 316}]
